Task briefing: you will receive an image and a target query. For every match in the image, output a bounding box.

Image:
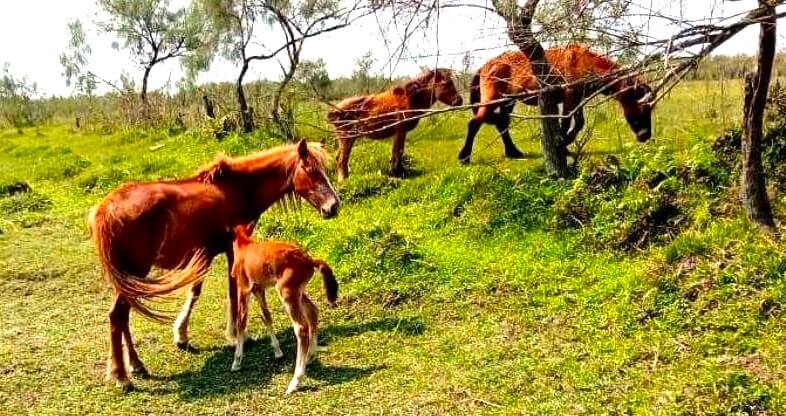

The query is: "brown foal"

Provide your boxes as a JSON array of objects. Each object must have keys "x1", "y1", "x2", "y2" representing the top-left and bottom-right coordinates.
[{"x1": 229, "y1": 224, "x2": 338, "y2": 395}]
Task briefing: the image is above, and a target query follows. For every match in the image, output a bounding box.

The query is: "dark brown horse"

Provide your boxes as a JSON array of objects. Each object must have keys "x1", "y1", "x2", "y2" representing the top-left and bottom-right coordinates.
[
  {"x1": 88, "y1": 140, "x2": 339, "y2": 391},
  {"x1": 328, "y1": 68, "x2": 463, "y2": 180},
  {"x1": 458, "y1": 45, "x2": 656, "y2": 163}
]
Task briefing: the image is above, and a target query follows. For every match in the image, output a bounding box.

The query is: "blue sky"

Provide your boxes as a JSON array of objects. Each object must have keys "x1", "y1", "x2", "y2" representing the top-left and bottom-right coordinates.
[{"x1": 0, "y1": 0, "x2": 783, "y2": 96}]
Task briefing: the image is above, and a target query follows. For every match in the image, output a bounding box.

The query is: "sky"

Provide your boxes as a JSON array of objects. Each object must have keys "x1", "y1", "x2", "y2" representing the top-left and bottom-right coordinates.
[{"x1": 0, "y1": 0, "x2": 784, "y2": 97}]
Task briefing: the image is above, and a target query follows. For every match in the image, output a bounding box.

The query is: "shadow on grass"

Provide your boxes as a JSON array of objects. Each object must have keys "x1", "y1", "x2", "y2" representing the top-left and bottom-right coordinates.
[{"x1": 146, "y1": 316, "x2": 424, "y2": 399}]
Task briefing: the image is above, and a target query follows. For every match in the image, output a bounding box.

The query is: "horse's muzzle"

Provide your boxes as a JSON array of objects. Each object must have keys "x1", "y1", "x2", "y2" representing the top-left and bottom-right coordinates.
[
  {"x1": 636, "y1": 129, "x2": 652, "y2": 142},
  {"x1": 320, "y1": 200, "x2": 340, "y2": 219},
  {"x1": 453, "y1": 97, "x2": 464, "y2": 106}
]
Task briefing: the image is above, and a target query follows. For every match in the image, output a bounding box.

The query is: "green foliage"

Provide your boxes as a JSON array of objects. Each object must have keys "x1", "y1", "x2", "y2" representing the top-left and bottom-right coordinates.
[{"x1": 0, "y1": 64, "x2": 51, "y2": 128}]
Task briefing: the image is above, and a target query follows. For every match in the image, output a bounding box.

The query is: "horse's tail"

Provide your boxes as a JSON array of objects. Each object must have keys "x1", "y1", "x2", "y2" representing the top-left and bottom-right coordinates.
[
  {"x1": 469, "y1": 72, "x2": 481, "y2": 115},
  {"x1": 313, "y1": 259, "x2": 338, "y2": 308},
  {"x1": 90, "y1": 205, "x2": 210, "y2": 322}
]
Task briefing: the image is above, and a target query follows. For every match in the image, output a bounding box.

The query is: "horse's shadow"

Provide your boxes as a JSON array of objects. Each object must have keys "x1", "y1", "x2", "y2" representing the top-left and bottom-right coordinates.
[{"x1": 145, "y1": 316, "x2": 424, "y2": 399}]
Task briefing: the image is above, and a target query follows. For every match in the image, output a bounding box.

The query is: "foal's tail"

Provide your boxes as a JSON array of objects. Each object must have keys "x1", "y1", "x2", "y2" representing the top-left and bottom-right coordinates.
[
  {"x1": 89, "y1": 205, "x2": 210, "y2": 322},
  {"x1": 469, "y1": 72, "x2": 481, "y2": 115},
  {"x1": 313, "y1": 259, "x2": 338, "y2": 308}
]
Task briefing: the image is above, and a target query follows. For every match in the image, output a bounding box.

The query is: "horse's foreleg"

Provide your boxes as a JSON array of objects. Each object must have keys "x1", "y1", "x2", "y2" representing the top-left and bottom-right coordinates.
[
  {"x1": 561, "y1": 91, "x2": 585, "y2": 148},
  {"x1": 495, "y1": 103, "x2": 524, "y2": 159},
  {"x1": 106, "y1": 294, "x2": 132, "y2": 391},
  {"x1": 122, "y1": 322, "x2": 149, "y2": 378},
  {"x1": 253, "y1": 288, "x2": 283, "y2": 358},
  {"x1": 336, "y1": 136, "x2": 356, "y2": 182},
  {"x1": 172, "y1": 282, "x2": 202, "y2": 350},
  {"x1": 459, "y1": 116, "x2": 483, "y2": 163},
  {"x1": 226, "y1": 249, "x2": 240, "y2": 342},
  {"x1": 389, "y1": 129, "x2": 407, "y2": 178}
]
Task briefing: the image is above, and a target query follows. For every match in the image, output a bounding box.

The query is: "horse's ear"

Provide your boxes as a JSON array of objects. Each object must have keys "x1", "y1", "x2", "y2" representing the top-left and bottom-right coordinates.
[{"x1": 297, "y1": 139, "x2": 309, "y2": 160}]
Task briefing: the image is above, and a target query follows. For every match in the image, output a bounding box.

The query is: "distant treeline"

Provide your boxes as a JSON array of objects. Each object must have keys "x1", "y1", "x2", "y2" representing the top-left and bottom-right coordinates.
[{"x1": 688, "y1": 53, "x2": 786, "y2": 81}]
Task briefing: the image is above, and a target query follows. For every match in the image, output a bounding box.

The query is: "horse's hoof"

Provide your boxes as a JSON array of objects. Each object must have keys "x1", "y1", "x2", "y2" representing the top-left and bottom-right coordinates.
[
  {"x1": 458, "y1": 150, "x2": 471, "y2": 164},
  {"x1": 285, "y1": 385, "x2": 298, "y2": 395},
  {"x1": 176, "y1": 341, "x2": 199, "y2": 353},
  {"x1": 388, "y1": 168, "x2": 404, "y2": 178},
  {"x1": 459, "y1": 156, "x2": 471, "y2": 165},
  {"x1": 117, "y1": 380, "x2": 135, "y2": 393},
  {"x1": 274, "y1": 349, "x2": 284, "y2": 359},
  {"x1": 231, "y1": 364, "x2": 241, "y2": 372},
  {"x1": 505, "y1": 148, "x2": 526, "y2": 159},
  {"x1": 129, "y1": 366, "x2": 150, "y2": 379}
]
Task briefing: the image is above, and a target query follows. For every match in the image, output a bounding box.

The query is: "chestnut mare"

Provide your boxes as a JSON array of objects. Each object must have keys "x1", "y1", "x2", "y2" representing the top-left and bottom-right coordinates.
[
  {"x1": 230, "y1": 224, "x2": 338, "y2": 394},
  {"x1": 88, "y1": 140, "x2": 340, "y2": 391},
  {"x1": 328, "y1": 68, "x2": 463, "y2": 180},
  {"x1": 458, "y1": 45, "x2": 656, "y2": 163}
]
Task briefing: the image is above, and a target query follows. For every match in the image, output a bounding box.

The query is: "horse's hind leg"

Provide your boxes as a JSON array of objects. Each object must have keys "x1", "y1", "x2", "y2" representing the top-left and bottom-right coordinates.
[
  {"x1": 495, "y1": 103, "x2": 525, "y2": 159},
  {"x1": 106, "y1": 294, "x2": 132, "y2": 391},
  {"x1": 302, "y1": 294, "x2": 322, "y2": 363},
  {"x1": 336, "y1": 136, "x2": 356, "y2": 182},
  {"x1": 173, "y1": 282, "x2": 202, "y2": 350},
  {"x1": 389, "y1": 129, "x2": 407, "y2": 178},
  {"x1": 279, "y1": 282, "x2": 310, "y2": 394},
  {"x1": 253, "y1": 288, "x2": 283, "y2": 358}
]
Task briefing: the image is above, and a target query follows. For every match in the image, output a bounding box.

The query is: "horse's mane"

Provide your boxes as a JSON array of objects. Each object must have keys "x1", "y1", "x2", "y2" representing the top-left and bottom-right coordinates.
[
  {"x1": 194, "y1": 142, "x2": 329, "y2": 184},
  {"x1": 402, "y1": 68, "x2": 451, "y2": 93}
]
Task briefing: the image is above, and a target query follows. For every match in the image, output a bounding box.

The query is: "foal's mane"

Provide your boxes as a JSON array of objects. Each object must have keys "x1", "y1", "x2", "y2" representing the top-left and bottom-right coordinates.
[{"x1": 194, "y1": 142, "x2": 329, "y2": 184}]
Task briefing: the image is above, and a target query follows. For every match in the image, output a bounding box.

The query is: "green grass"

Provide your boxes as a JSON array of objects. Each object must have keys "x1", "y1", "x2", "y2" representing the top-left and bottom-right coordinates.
[{"x1": 2, "y1": 80, "x2": 786, "y2": 414}]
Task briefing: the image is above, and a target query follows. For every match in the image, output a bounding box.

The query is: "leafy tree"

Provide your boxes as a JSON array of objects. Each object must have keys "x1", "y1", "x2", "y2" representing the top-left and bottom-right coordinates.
[
  {"x1": 96, "y1": 0, "x2": 207, "y2": 104},
  {"x1": 199, "y1": 0, "x2": 366, "y2": 134},
  {"x1": 352, "y1": 50, "x2": 375, "y2": 94},
  {"x1": 60, "y1": 20, "x2": 98, "y2": 97},
  {"x1": 296, "y1": 58, "x2": 332, "y2": 99},
  {"x1": 0, "y1": 64, "x2": 49, "y2": 128}
]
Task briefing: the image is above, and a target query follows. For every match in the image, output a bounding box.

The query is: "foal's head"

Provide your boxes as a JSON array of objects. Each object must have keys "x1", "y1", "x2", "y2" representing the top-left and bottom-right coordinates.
[
  {"x1": 620, "y1": 83, "x2": 655, "y2": 142},
  {"x1": 291, "y1": 140, "x2": 340, "y2": 219}
]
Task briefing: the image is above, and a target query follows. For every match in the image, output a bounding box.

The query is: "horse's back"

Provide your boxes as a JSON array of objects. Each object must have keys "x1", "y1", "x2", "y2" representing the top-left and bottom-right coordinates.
[
  {"x1": 94, "y1": 181, "x2": 225, "y2": 271},
  {"x1": 329, "y1": 90, "x2": 409, "y2": 139}
]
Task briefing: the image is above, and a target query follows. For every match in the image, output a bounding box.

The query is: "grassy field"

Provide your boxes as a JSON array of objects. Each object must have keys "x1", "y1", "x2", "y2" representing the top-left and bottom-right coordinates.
[{"x1": 2, "y1": 79, "x2": 786, "y2": 415}]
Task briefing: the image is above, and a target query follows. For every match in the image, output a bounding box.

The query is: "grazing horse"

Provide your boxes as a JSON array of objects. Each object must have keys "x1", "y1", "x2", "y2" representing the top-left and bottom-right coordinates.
[
  {"x1": 229, "y1": 224, "x2": 338, "y2": 395},
  {"x1": 328, "y1": 68, "x2": 463, "y2": 180},
  {"x1": 88, "y1": 140, "x2": 340, "y2": 391},
  {"x1": 458, "y1": 45, "x2": 656, "y2": 163}
]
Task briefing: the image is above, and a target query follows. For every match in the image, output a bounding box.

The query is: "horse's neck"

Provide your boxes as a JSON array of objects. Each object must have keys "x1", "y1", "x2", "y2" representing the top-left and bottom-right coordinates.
[
  {"x1": 221, "y1": 163, "x2": 293, "y2": 219},
  {"x1": 408, "y1": 86, "x2": 436, "y2": 109}
]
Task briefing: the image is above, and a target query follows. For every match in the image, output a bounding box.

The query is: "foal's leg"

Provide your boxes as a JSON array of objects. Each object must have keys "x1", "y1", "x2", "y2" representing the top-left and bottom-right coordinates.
[
  {"x1": 336, "y1": 136, "x2": 357, "y2": 182},
  {"x1": 173, "y1": 282, "x2": 203, "y2": 350},
  {"x1": 301, "y1": 294, "x2": 322, "y2": 363},
  {"x1": 280, "y1": 285, "x2": 311, "y2": 395},
  {"x1": 389, "y1": 128, "x2": 407, "y2": 178},
  {"x1": 106, "y1": 294, "x2": 132, "y2": 391},
  {"x1": 231, "y1": 289, "x2": 249, "y2": 371},
  {"x1": 253, "y1": 288, "x2": 284, "y2": 358}
]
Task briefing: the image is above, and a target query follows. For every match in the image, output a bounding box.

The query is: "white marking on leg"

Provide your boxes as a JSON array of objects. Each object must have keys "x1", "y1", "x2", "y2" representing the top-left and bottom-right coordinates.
[
  {"x1": 173, "y1": 290, "x2": 196, "y2": 345},
  {"x1": 231, "y1": 331, "x2": 245, "y2": 372}
]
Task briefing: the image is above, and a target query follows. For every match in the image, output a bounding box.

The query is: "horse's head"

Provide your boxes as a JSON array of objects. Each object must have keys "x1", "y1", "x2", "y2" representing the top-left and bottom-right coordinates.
[
  {"x1": 292, "y1": 139, "x2": 340, "y2": 219},
  {"x1": 621, "y1": 84, "x2": 655, "y2": 142},
  {"x1": 432, "y1": 69, "x2": 463, "y2": 107}
]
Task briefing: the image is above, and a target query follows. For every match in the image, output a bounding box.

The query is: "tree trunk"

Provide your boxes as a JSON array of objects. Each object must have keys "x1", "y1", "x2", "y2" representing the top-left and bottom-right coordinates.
[
  {"x1": 202, "y1": 94, "x2": 215, "y2": 119},
  {"x1": 141, "y1": 64, "x2": 152, "y2": 105},
  {"x1": 271, "y1": 61, "x2": 299, "y2": 141},
  {"x1": 497, "y1": 0, "x2": 569, "y2": 177},
  {"x1": 741, "y1": 1, "x2": 777, "y2": 233},
  {"x1": 237, "y1": 62, "x2": 254, "y2": 133}
]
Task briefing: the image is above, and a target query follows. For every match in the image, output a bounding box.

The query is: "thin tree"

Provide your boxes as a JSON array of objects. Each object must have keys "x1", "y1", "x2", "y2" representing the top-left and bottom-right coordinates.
[
  {"x1": 741, "y1": 0, "x2": 778, "y2": 232},
  {"x1": 491, "y1": 0, "x2": 569, "y2": 177},
  {"x1": 201, "y1": 0, "x2": 366, "y2": 134},
  {"x1": 97, "y1": 0, "x2": 206, "y2": 104}
]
